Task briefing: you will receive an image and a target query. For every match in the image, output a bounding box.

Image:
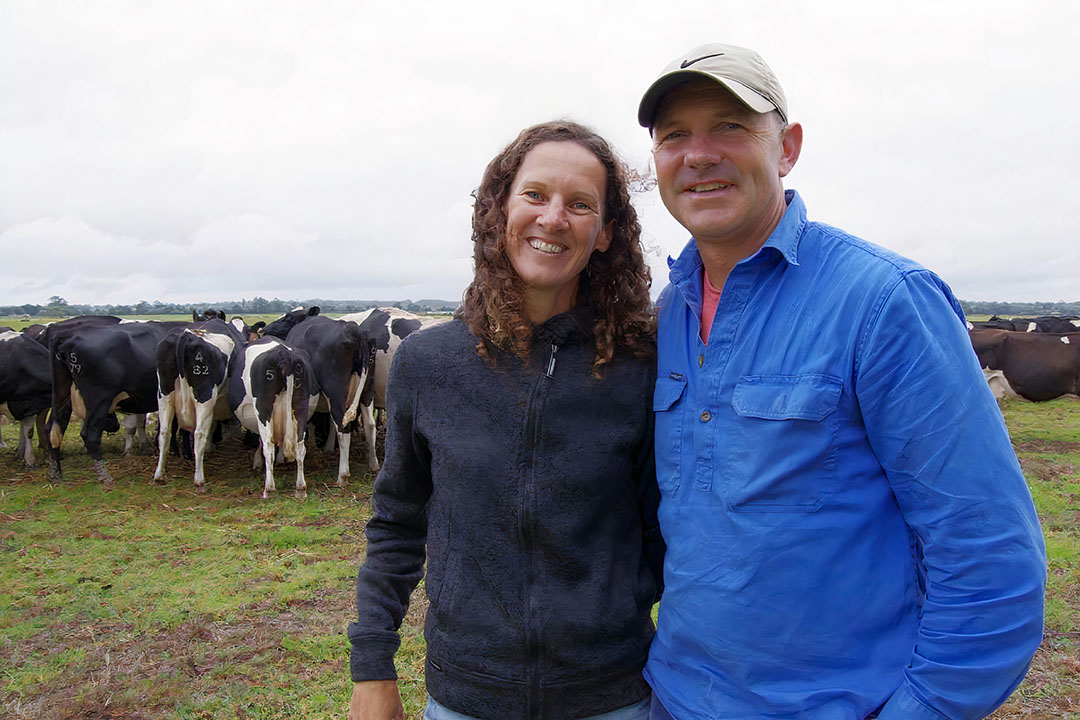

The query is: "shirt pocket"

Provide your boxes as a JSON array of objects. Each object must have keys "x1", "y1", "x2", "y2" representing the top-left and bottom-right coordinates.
[
  {"x1": 653, "y1": 372, "x2": 687, "y2": 494},
  {"x1": 727, "y1": 374, "x2": 843, "y2": 512}
]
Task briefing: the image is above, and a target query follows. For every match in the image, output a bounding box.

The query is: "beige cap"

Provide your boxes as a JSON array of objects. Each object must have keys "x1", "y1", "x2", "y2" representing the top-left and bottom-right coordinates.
[{"x1": 638, "y1": 43, "x2": 788, "y2": 128}]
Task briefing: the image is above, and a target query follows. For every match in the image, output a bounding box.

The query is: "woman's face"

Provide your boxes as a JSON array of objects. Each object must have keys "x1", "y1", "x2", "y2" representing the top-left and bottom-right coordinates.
[{"x1": 504, "y1": 141, "x2": 612, "y2": 319}]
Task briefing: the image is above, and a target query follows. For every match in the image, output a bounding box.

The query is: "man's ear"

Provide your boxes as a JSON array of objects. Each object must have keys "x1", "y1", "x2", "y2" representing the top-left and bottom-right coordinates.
[{"x1": 779, "y1": 122, "x2": 803, "y2": 178}]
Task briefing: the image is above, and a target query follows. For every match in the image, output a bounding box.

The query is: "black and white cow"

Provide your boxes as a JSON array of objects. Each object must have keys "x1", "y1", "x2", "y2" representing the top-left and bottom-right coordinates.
[
  {"x1": 969, "y1": 328, "x2": 1080, "y2": 402},
  {"x1": 0, "y1": 330, "x2": 51, "y2": 466},
  {"x1": 22, "y1": 324, "x2": 47, "y2": 341},
  {"x1": 45, "y1": 318, "x2": 186, "y2": 482},
  {"x1": 285, "y1": 311, "x2": 390, "y2": 485},
  {"x1": 154, "y1": 318, "x2": 247, "y2": 491},
  {"x1": 228, "y1": 337, "x2": 320, "y2": 498},
  {"x1": 969, "y1": 316, "x2": 1080, "y2": 333},
  {"x1": 262, "y1": 306, "x2": 320, "y2": 340},
  {"x1": 192, "y1": 308, "x2": 226, "y2": 322},
  {"x1": 337, "y1": 308, "x2": 449, "y2": 469}
]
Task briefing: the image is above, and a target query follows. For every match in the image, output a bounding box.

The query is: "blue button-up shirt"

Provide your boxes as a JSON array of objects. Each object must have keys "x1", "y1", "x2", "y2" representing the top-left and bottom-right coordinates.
[{"x1": 646, "y1": 190, "x2": 1046, "y2": 719}]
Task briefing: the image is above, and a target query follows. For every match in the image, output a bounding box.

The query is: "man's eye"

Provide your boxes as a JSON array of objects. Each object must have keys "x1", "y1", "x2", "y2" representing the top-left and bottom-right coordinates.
[{"x1": 660, "y1": 130, "x2": 685, "y2": 143}]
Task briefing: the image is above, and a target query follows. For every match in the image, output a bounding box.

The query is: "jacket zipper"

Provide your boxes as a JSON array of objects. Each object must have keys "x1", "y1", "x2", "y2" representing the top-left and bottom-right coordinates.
[{"x1": 521, "y1": 341, "x2": 559, "y2": 717}]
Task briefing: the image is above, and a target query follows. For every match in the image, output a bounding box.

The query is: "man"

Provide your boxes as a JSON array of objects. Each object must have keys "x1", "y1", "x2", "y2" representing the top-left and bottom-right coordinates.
[{"x1": 639, "y1": 43, "x2": 1046, "y2": 720}]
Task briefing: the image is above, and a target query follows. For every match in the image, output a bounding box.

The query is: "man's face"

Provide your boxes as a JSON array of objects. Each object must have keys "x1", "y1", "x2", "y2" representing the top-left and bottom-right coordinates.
[{"x1": 651, "y1": 79, "x2": 800, "y2": 251}]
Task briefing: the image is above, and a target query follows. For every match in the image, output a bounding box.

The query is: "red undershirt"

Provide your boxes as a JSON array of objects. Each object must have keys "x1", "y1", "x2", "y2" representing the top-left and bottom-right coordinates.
[{"x1": 701, "y1": 268, "x2": 722, "y2": 345}]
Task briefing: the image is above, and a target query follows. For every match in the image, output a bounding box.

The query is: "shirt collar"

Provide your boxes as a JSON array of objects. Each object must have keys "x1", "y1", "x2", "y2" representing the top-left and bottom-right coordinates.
[{"x1": 667, "y1": 189, "x2": 807, "y2": 289}]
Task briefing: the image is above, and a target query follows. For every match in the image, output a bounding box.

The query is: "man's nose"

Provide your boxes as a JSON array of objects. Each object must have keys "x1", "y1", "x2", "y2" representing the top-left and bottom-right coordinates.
[{"x1": 684, "y1": 135, "x2": 719, "y2": 169}]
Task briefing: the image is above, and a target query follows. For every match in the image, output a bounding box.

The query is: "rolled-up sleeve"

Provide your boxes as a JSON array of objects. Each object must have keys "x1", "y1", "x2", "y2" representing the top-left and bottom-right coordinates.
[{"x1": 855, "y1": 270, "x2": 1047, "y2": 720}]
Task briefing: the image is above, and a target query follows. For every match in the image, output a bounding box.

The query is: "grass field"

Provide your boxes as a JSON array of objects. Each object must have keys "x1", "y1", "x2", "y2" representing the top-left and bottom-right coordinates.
[{"x1": 1, "y1": 396, "x2": 1077, "y2": 719}]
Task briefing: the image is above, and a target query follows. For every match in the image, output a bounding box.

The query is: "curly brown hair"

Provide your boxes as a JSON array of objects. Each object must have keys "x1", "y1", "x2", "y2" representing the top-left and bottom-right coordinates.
[{"x1": 457, "y1": 120, "x2": 654, "y2": 372}]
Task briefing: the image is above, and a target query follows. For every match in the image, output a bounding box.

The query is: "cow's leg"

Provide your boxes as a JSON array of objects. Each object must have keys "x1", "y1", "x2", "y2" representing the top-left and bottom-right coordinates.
[
  {"x1": 258, "y1": 422, "x2": 276, "y2": 499},
  {"x1": 18, "y1": 417, "x2": 37, "y2": 467},
  {"x1": 153, "y1": 395, "x2": 175, "y2": 483},
  {"x1": 134, "y1": 413, "x2": 150, "y2": 453},
  {"x1": 11, "y1": 416, "x2": 23, "y2": 457},
  {"x1": 334, "y1": 420, "x2": 351, "y2": 487},
  {"x1": 252, "y1": 442, "x2": 263, "y2": 471},
  {"x1": 294, "y1": 431, "x2": 308, "y2": 500},
  {"x1": 359, "y1": 402, "x2": 379, "y2": 472},
  {"x1": 34, "y1": 410, "x2": 48, "y2": 458},
  {"x1": 46, "y1": 404, "x2": 72, "y2": 482},
  {"x1": 81, "y1": 416, "x2": 114, "y2": 484},
  {"x1": 192, "y1": 398, "x2": 217, "y2": 493},
  {"x1": 323, "y1": 426, "x2": 337, "y2": 453},
  {"x1": 121, "y1": 414, "x2": 141, "y2": 457}
]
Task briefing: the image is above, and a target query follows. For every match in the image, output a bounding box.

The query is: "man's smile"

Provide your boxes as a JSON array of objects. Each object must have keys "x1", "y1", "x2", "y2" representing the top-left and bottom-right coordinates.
[{"x1": 686, "y1": 181, "x2": 731, "y2": 193}]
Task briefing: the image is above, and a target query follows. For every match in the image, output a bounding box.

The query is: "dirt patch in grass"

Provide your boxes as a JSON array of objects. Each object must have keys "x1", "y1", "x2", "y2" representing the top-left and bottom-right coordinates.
[
  {"x1": 990, "y1": 637, "x2": 1080, "y2": 719},
  {"x1": 1018, "y1": 455, "x2": 1077, "y2": 485},
  {"x1": 2, "y1": 587, "x2": 356, "y2": 720},
  {"x1": 1014, "y1": 439, "x2": 1080, "y2": 455}
]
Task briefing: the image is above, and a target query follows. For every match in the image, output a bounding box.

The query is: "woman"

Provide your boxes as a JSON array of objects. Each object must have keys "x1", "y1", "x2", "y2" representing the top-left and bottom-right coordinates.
[{"x1": 347, "y1": 121, "x2": 663, "y2": 720}]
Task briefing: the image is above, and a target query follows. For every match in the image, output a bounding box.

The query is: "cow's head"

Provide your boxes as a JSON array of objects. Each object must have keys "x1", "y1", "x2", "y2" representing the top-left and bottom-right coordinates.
[
  {"x1": 262, "y1": 306, "x2": 320, "y2": 339},
  {"x1": 193, "y1": 308, "x2": 226, "y2": 322},
  {"x1": 352, "y1": 309, "x2": 392, "y2": 356},
  {"x1": 230, "y1": 317, "x2": 266, "y2": 343}
]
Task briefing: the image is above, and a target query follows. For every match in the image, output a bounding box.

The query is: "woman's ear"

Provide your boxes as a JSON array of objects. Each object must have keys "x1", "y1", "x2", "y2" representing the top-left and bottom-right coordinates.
[{"x1": 594, "y1": 220, "x2": 614, "y2": 253}]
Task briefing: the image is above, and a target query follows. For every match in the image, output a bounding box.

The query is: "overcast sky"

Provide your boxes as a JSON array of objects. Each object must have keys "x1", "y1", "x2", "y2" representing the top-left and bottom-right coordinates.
[{"x1": 2, "y1": 0, "x2": 1077, "y2": 307}]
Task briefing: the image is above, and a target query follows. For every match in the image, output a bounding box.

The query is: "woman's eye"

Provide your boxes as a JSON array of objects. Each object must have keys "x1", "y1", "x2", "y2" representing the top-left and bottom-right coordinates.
[
  {"x1": 571, "y1": 201, "x2": 593, "y2": 211},
  {"x1": 525, "y1": 190, "x2": 542, "y2": 200}
]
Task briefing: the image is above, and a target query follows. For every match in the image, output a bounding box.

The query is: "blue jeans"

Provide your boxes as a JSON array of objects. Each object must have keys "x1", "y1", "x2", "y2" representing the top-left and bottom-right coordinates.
[{"x1": 424, "y1": 695, "x2": 652, "y2": 720}]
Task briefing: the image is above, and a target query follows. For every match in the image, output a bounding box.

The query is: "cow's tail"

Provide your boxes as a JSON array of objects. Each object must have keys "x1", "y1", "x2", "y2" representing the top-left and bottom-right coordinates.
[
  {"x1": 47, "y1": 353, "x2": 73, "y2": 450},
  {"x1": 271, "y1": 358, "x2": 299, "y2": 462}
]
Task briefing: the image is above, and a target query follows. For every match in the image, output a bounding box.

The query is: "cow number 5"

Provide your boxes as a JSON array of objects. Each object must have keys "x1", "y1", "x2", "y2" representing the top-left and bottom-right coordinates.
[{"x1": 266, "y1": 369, "x2": 275, "y2": 382}]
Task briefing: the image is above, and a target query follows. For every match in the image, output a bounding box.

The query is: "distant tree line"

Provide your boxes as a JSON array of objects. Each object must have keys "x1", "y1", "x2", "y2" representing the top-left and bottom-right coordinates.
[
  {"x1": 0, "y1": 296, "x2": 459, "y2": 318},
  {"x1": 959, "y1": 300, "x2": 1080, "y2": 317},
  {"x1": 3, "y1": 297, "x2": 1077, "y2": 320}
]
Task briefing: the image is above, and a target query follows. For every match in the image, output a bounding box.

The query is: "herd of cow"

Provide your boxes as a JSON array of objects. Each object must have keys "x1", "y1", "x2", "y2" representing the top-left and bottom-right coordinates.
[
  {"x1": 1, "y1": 309, "x2": 1078, "y2": 498},
  {"x1": 0, "y1": 307, "x2": 444, "y2": 498},
  {"x1": 967, "y1": 315, "x2": 1080, "y2": 402}
]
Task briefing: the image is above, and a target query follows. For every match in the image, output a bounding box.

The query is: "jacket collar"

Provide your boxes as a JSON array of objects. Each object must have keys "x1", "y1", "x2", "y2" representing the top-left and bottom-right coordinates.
[
  {"x1": 667, "y1": 189, "x2": 806, "y2": 293},
  {"x1": 533, "y1": 306, "x2": 593, "y2": 347}
]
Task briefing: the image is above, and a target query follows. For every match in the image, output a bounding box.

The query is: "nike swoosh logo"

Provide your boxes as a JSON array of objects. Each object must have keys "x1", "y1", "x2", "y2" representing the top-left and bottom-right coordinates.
[{"x1": 681, "y1": 53, "x2": 725, "y2": 69}]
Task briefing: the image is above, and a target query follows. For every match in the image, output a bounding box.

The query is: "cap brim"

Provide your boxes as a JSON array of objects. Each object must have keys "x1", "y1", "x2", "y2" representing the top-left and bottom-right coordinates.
[{"x1": 638, "y1": 70, "x2": 777, "y2": 128}]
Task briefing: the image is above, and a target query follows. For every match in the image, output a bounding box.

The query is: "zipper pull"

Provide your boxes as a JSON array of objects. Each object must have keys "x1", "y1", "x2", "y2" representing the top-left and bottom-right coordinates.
[{"x1": 545, "y1": 343, "x2": 559, "y2": 378}]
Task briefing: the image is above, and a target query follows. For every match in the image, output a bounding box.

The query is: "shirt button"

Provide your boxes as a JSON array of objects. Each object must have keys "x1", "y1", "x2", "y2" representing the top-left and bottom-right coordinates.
[
  {"x1": 701, "y1": 410, "x2": 711, "y2": 422},
  {"x1": 698, "y1": 354, "x2": 704, "y2": 367}
]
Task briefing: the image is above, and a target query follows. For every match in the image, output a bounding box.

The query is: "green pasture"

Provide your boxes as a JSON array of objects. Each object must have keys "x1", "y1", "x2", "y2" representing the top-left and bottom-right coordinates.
[{"x1": 1, "y1": 396, "x2": 1078, "y2": 719}]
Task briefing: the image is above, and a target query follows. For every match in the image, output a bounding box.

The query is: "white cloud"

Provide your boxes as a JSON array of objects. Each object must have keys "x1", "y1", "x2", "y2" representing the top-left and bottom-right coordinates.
[{"x1": 2, "y1": 0, "x2": 1077, "y2": 305}]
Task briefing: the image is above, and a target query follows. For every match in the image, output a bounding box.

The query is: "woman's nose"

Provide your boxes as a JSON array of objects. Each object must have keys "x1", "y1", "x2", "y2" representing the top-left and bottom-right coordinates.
[{"x1": 537, "y1": 201, "x2": 569, "y2": 231}]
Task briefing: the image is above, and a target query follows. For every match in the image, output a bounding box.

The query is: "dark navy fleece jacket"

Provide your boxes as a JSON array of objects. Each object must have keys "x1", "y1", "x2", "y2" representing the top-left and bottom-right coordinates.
[{"x1": 348, "y1": 310, "x2": 663, "y2": 720}]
